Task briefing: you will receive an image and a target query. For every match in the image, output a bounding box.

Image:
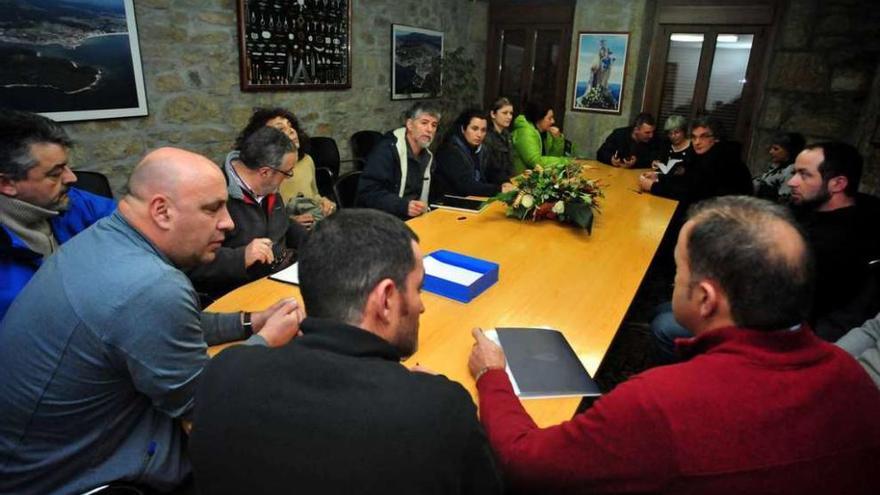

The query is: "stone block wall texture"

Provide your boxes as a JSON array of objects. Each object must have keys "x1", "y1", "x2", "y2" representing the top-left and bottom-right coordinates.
[
  {"x1": 563, "y1": 0, "x2": 654, "y2": 159},
  {"x1": 62, "y1": 0, "x2": 488, "y2": 194},
  {"x1": 749, "y1": 0, "x2": 880, "y2": 195}
]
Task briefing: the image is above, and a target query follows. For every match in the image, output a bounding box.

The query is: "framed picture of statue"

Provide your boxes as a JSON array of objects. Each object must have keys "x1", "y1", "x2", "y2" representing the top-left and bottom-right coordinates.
[
  {"x1": 391, "y1": 24, "x2": 443, "y2": 100},
  {"x1": 571, "y1": 32, "x2": 629, "y2": 114},
  {"x1": 0, "y1": 0, "x2": 148, "y2": 122},
  {"x1": 236, "y1": 0, "x2": 352, "y2": 91}
]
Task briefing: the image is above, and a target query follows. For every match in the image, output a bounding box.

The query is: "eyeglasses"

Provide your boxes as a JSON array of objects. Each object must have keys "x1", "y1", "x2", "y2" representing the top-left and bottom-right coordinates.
[{"x1": 269, "y1": 166, "x2": 294, "y2": 178}]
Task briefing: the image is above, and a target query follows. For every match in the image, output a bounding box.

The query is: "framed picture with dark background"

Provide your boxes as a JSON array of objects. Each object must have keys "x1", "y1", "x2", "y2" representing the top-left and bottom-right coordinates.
[
  {"x1": 391, "y1": 24, "x2": 443, "y2": 100},
  {"x1": 571, "y1": 32, "x2": 629, "y2": 114},
  {"x1": 0, "y1": 0, "x2": 147, "y2": 122},
  {"x1": 236, "y1": 0, "x2": 351, "y2": 91}
]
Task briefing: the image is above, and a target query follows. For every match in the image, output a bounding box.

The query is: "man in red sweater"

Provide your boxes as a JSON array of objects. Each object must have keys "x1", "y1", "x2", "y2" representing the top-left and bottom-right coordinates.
[{"x1": 469, "y1": 195, "x2": 880, "y2": 494}]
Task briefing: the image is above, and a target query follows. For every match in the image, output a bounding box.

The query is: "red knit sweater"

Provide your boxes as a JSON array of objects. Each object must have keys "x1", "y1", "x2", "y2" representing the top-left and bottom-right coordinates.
[{"x1": 476, "y1": 326, "x2": 880, "y2": 494}]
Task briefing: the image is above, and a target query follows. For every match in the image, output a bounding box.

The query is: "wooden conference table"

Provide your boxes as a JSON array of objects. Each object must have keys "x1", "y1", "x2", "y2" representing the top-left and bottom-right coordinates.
[{"x1": 207, "y1": 161, "x2": 677, "y2": 427}]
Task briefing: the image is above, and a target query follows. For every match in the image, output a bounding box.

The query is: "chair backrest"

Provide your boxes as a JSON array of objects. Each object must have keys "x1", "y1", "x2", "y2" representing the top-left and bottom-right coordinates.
[
  {"x1": 72, "y1": 170, "x2": 113, "y2": 198},
  {"x1": 350, "y1": 130, "x2": 383, "y2": 169},
  {"x1": 309, "y1": 137, "x2": 341, "y2": 177},
  {"x1": 314, "y1": 166, "x2": 338, "y2": 205},
  {"x1": 334, "y1": 170, "x2": 362, "y2": 209}
]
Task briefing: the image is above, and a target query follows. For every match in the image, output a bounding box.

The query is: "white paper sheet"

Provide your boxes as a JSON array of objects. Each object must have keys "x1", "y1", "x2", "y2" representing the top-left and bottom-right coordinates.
[
  {"x1": 423, "y1": 255, "x2": 483, "y2": 286},
  {"x1": 657, "y1": 158, "x2": 682, "y2": 175},
  {"x1": 269, "y1": 262, "x2": 299, "y2": 285}
]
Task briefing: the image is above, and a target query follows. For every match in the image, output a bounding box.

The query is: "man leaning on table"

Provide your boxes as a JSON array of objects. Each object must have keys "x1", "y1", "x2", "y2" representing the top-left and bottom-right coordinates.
[
  {"x1": 0, "y1": 148, "x2": 304, "y2": 495},
  {"x1": 356, "y1": 102, "x2": 440, "y2": 219},
  {"x1": 468, "y1": 196, "x2": 880, "y2": 494},
  {"x1": 190, "y1": 209, "x2": 502, "y2": 495}
]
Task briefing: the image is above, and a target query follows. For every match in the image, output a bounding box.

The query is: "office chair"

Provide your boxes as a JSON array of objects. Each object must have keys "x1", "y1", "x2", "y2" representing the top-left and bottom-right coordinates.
[
  {"x1": 334, "y1": 170, "x2": 362, "y2": 209},
  {"x1": 72, "y1": 170, "x2": 114, "y2": 198},
  {"x1": 309, "y1": 137, "x2": 365, "y2": 178},
  {"x1": 349, "y1": 130, "x2": 383, "y2": 170}
]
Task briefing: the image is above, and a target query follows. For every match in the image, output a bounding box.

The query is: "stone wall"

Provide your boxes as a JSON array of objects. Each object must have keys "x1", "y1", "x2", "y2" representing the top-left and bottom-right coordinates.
[
  {"x1": 749, "y1": 0, "x2": 880, "y2": 194},
  {"x1": 62, "y1": 0, "x2": 488, "y2": 194},
  {"x1": 563, "y1": 0, "x2": 654, "y2": 157}
]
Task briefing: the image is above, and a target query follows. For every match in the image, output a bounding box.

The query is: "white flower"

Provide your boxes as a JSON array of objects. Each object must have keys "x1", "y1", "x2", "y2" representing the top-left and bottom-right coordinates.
[
  {"x1": 552, "y1": 201, "x2": 565, "y2": 214},
  {"x1": 521, "y1": 194, "x2": 535, "y2": 209}
]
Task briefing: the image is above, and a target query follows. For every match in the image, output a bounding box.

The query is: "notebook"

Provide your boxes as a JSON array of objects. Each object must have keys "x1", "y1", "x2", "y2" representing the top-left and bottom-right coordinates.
[{"x1": 485, "y1": 327, "x2": 601, "y2": 399}]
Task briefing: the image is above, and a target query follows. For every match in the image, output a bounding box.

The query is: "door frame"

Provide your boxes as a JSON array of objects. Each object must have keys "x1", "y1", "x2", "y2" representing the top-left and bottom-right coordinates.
[
  {"x1": 485, "y1": 0, "x2": 575, "y2": 126},
  {"x1": 643, "y1": 0, "x2": 781, "y2": 156}
]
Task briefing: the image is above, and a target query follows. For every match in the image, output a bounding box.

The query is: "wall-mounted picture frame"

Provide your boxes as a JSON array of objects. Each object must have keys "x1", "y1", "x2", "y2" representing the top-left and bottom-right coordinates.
[
  {"x1": 236, "y1": 0, "x2": 351, "y2": 91},
  {"x1": 571, "y1": 32, "x2": 630, "y2": 114},
  {"x1": 391, "y1": 24, "x2": 443, "y2": 100},
  {"x1": 0, "y1": 0, "x2": 148, "y2": 122}
]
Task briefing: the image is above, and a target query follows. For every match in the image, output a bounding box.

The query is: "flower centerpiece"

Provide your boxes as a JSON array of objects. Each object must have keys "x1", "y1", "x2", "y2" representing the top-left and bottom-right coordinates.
[{"x1": 488, "y1": 162, "x2": 604, "y2": 233}]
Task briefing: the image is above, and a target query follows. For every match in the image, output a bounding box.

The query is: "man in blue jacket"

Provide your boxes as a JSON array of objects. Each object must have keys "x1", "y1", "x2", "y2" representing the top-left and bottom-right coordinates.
[{"x1": 0, "y1": 111, "x2": 115, "y2": 320}]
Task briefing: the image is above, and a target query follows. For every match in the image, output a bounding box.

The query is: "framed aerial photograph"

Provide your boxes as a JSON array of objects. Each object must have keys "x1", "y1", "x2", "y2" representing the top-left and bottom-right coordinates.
[
  {"x1": 0, "y1": 0, "x2": 148, "y2": 122},
  {"x1": 391, "y1": 24, "x2": 443, "y2": 100},
  {"x1": 236, "y1": 0, "x2": 351, "y2": 91},
  {"x1": 572, "y1": 32, "x2": 630, "y2": 114}
]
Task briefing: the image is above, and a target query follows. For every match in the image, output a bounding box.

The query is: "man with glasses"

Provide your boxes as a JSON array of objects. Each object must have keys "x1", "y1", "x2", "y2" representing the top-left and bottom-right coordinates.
[
  {"x1": 0, "y1": 110, "x2": 115, "y2": 320},
  {"x1": 638, "y1": 116, "x2": 752, "y2": 202},
  {"x1": 188, "y1": 126, "x2": 307, "y2": 301}
]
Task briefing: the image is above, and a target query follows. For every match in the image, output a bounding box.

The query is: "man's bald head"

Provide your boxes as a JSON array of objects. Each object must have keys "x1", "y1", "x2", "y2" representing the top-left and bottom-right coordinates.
[
  {"x1": 681, "y1": 196, "x2": 813, "y2": 331},
  {"x1": 127, "y1": 147, "x2": 224, "y2": 203},
  {"x1": 120, "y1": 147, "x2": 233, "y2": 268}
]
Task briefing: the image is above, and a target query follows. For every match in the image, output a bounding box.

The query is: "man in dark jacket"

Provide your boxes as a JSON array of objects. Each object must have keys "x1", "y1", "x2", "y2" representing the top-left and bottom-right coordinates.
[
  {"x1": 638, "y1": 117, "x2": 752, "y2": 202},
  {"x1": 788, "y1": 142, "x2": 880, "y2": 340},
  {"x1": 190, "y1": 209, "x2": 502, "y2": 494},
  {"x1": 356, "y1": 103, "x2": 440, "y2": 219},
  {"x1": 596, "y1": 112, "x2": 664, "y2": 168},
  {"x1": 188, "y1": 127, "x2": 307, "y2": 301}
]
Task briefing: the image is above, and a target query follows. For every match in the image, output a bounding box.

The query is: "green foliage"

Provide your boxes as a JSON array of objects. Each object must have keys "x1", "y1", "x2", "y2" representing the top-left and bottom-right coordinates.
[{"x1": 487, "y1": 162, "x2": 604, "y2": 233}]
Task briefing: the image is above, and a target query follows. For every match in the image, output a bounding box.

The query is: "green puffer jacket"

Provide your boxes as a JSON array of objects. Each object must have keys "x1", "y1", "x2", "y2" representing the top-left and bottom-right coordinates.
[{"x1": 510, "y1": 114, "x2": 570, "y2": 174}]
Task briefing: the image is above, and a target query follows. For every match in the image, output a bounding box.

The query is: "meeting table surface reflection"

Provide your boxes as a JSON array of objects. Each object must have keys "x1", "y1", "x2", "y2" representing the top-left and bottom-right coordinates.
[{"x1": 207, "y1": 161, "x2": 678, "y2": 427}]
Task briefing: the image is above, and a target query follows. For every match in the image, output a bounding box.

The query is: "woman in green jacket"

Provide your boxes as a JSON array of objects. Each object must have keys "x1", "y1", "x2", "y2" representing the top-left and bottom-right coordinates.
[{"x1": 510, "y1": 101, "x2": 573, "y2": 174}]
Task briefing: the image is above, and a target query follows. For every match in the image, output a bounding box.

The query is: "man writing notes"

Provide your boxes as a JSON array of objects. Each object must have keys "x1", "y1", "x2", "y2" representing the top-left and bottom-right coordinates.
[
  {"x1": 468, "y1": 196, "x2": 880, "y2": 494},
  {"x1": 357, "y1": 103, "x2": 440, "y2": 219},
  {"x1": 190, "y1": 209, "x2": 501, "y2": 495},
  {"x1": 0, "y1": 148, "x2": 303, "y2": 495}
]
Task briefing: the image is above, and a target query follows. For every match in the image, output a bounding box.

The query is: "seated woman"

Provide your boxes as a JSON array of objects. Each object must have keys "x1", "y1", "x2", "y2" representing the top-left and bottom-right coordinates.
[
  {"x1": 229, "y1": 108, "x2": 336, "y2": 229},
  {"x1": 482, "y1": 97, "x2": 516, "y2": 185},
  {"x1": 431, "y1": 108, "x2": 513, "y2": 201},
  {"x1": 510, "y1": 101, "x2": 573, "y2": 174},
  {"x1": 753, "y1": 131, "x2": 805, "y2": 203},
  {"x1": 652, "y1": 114, "x2": 692, "y2": 176}
]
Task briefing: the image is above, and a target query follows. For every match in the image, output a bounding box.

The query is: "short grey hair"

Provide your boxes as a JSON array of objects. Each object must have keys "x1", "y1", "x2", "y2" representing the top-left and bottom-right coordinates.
[
  {"x1": 404, "y1": 102, "x2": 441, "y2": 122},
  {"x1": 239, "y1": 126, "x2": 294, "y2": 170},
  {"x1": 0, "y1": 110, "x2": 73, "y2": 180},
  {"x1": 663, "y1": 115, "x2": 688, "y2": 133}
]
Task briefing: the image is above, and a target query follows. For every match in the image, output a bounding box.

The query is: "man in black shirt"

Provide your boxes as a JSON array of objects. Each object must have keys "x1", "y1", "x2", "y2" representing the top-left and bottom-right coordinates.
[
  {"x1": 788, "y1": 142, "x2": 880, "y2": 340},
  {"x1": 596, "y1": 112, "x2": 663, "y2": 168}
]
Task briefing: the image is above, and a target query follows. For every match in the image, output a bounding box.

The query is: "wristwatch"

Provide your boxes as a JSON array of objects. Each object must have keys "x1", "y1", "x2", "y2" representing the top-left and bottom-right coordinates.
[{"x1": 242, "y1": 312, "x2": 253, "y2": 333}]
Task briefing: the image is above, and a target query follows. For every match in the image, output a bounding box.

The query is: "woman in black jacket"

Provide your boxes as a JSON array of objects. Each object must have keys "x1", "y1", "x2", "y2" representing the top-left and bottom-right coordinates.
[
  {"x1": 482, "y1": 97, "x2": 516, "y2": 185},
  {"x1": 431, "y1": 108, "x2": 513, "y2": 201}
]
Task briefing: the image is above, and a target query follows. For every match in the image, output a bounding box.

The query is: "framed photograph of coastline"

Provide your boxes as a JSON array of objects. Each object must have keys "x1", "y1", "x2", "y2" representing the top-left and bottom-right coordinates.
[
  {"x1": 571, "y1": 32, "x2": 629, "y2": 114},
  {"x1": 391, "y1": 24, "x2": 443, "y2": 100},
  {"x1": 235, "y1": 0, "x2": 352, "y2": 91},
  {"x1": 0, "y1": 0, "x2": 147, "y2": 122}
]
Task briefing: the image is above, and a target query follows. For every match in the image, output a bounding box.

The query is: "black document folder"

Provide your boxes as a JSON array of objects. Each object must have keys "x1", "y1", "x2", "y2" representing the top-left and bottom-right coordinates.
[
  {"x1": 430, "y1": 195, "x2": 488, "y2": 213},
  {"x1": 495, "y1": 327, "x2": 601, "y2": 398}
]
